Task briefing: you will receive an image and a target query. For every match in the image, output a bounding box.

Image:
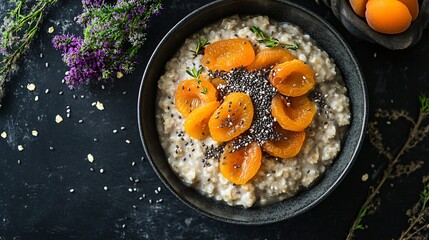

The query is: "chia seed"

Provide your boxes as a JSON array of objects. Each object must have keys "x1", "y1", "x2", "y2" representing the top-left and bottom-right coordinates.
[{"x1": 210, "y1": 68, "x2": 279, "y2": 149}]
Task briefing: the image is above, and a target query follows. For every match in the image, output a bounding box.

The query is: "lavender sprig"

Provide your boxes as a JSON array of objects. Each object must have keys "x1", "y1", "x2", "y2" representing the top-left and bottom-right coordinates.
[
  {"x1": 53, "y1": 0, "x2": 162, "y2": 89},
  {"x1": 0, "y1": 0, "x2": 58, "y2": 107}
]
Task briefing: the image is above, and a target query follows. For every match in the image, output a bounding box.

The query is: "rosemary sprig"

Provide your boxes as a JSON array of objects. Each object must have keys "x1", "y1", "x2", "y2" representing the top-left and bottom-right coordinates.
[
  {"x1": 250, "y1": 26, "x2": 299, "y2": 50},
  {"x1": 399, "y1": 181, "x2": 429, "y2": 240},
  {"x1": 353, "y1": 207, "x2": 367, "y2": 231},
  {"x1": 186, "y1": 66, "x2": 207, "y2": 94},
  {"x1": 191, "y1": 34, "x2": 209, "y2": 58},
  {"x1": 419, "y1": 93, "x2": 429, "y2": 113},
  {"x1": 0, "y1": 0, "x2": 58, "y2": 107},
  {"x1": 346, "y1": 94, "x2": 429, "y2": 239}
]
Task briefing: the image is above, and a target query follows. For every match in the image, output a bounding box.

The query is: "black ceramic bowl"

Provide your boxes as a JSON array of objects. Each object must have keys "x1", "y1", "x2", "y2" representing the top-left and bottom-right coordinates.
[
  {"x1": 323, "y1": 0, "x2": 429, "y2": 49},
  {"x1": 138, "y1": 0, "x2": 368, "y2": 224}
]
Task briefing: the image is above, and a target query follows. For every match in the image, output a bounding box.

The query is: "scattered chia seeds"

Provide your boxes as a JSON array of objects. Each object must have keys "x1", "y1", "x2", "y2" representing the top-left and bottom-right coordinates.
[{"x1": 209, "y1": 68, "x2": 279, "y2": 149}]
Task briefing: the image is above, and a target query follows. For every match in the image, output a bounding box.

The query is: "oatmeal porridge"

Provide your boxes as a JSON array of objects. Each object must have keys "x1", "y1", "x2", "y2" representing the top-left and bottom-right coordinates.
[{"x1": 155, "y1": 15, "x2": 350, "y2": 208}]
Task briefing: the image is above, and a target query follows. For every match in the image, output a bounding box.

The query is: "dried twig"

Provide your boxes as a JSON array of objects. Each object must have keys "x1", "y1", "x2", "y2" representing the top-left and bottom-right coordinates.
[{"x1": 346, "y1": 95, "x2": 429, "y2": 239}]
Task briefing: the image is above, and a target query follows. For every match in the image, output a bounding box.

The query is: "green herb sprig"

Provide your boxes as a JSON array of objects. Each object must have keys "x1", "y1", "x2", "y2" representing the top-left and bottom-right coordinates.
[
  {"x1": 191, "y1": 34, "x2": 209, "y2": 58},
  {"x1": 250, "y1": 26, "x2": 299, "y2": 50},
  {"x1": 186, "y1": 66, "x2": 207, "y2": 94},
  {"x1": 0, "y1": 0, "x2": 58, "y2": 107}
]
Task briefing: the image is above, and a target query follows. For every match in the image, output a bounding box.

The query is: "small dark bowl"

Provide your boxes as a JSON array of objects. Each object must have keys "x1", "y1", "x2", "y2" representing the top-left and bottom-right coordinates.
[
  {"x1": 322, "y1": 0, "x2": 429, "y2": 50},
  {"x1": 138, "y1": 0, "x2": 368, "y2": 224}
]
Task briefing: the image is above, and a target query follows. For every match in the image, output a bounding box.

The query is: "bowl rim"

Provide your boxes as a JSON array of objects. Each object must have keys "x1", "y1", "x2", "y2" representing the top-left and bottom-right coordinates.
[{"x1": 137, "y1": 0, "x2": 368, "y2": 224}]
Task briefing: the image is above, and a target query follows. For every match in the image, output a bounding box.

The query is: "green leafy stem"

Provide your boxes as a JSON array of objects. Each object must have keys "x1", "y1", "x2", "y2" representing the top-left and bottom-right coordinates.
[
  {"x1": 190, "y1": 34, "x2": 209, "y2": 58},
  {"x1": 186, "y1": 66, "x2": 207, "y2": 94},
  {"x1": 250, "y1": 26, "x2": 299, "y2": 50},
  {"x1": 0, "y1": 0, "x2": 58, "y2": 105}
]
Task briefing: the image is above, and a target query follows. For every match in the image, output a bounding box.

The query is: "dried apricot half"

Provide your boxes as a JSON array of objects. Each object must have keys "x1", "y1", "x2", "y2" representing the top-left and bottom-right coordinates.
[
  {"x1": 262, "y1": 124, "x2": 306, "y2": 158},
  {"x1": 175, "y1": 78, "x2": 217, "y2": 117},
  {"x1": 209, "y1": 92, "x2": 254, "y2": 142},
  {"x1": 184, "y1": 101, "x2": 220, "y2": 140},
  {"x1": 271, "y1": 94, "x2": 316, "y2": 132},
  {"x1": 219, "y1": 141, "x2": 262, "y2": 185},
  {"x1": 202, "y1": 38, "x2": 255, "y2": 72},
  {"x1": 211, "y1": 78, "x2": 227, "y2": 89},
  {"x1": 269, "y1": 59, "x2": 315, "y2": 97},
  {"x1": 247, "y1": 47, "x2": 295, "y2": 71}
]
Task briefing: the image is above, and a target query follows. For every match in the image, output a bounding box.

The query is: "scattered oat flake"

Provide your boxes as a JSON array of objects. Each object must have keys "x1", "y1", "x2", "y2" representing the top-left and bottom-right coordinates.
[
  {"x1": 55, "y1": 115, "x2": 63, "y2": 123},
  {"x1": 361, "y1": 173, "x2": 369, "y2": 182},
  {"x1": 48, "y1": 26, "x2": 54, "y2": 33},
  {"x1": 116, "y1": 72, "x2": 124, "y2": 79},
  {"x1": 1, "y1": 132, "x2": 7, "y2": 139},
  {"x1": 27, "y1": 83, "x2": 36, "y2": 91},
  {"x1": 95, "y1": 101, "x2": 104, "y2": 111},
  {"x1": 87, "y1": 154, "x2": 94, "y2": 163},
  {"x1": 31, "y1": 130, "x2": 38, "y2": 136},
  {"x1": 18, "y1": 145, "x2": 24, "y2": 151}
]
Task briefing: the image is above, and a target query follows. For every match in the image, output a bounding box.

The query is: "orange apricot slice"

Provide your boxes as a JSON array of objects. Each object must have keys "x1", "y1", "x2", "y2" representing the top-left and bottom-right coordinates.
[
  {"x1": 271, "y1": 94, "x2": 316, "y2": 132},
  {"x1": 262, "y1": 124, "x2": 306, "y2": 158},
  {"x1": 269, "y1": 59, "x2": 315, "y2": 97},
  {"x1": 398, "y1": 0, "x2": 419, "y2": 21},
  {"x1": 247, "y1": 47, "x2": 296, "y2": 71},
  {"x1": 209, "y1": 92, "x2": 254, "y2": 142},
  {"x1": 184, "y1": 101, "x2": 220, "y2": 140},
  {"x1": 202, "y1": 38, "x2": 255, "y2": 72},
  {"x1": 211, "y1": 78, "x2": 227, "y2": 89},
  {"x1": 349, "y1": 0, "x2": 368, "y2": 17},
  {"x1": 365, "y1": 0, "x2": 412, "y2": 34},
  {"x1": 175, "y1": 78, "x2": 217, "y2": 117},
  {"x1": 219, "y1": 141, "x2": 262, "y2": 185}
]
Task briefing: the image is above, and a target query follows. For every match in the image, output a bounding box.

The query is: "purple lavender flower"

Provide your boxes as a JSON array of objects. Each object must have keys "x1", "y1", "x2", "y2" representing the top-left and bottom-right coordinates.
[
  {"x1": 82, "y1": 0, "x2": 104, "y2": 8},
  {"x1": 54, "y1": 0, "x2": 162, "y2": 89}
]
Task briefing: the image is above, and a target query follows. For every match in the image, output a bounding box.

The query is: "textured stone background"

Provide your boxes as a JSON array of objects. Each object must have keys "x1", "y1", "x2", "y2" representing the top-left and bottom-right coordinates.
[{"x1": 0, "y1": 0, "x2": 428, "y2": 239}]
